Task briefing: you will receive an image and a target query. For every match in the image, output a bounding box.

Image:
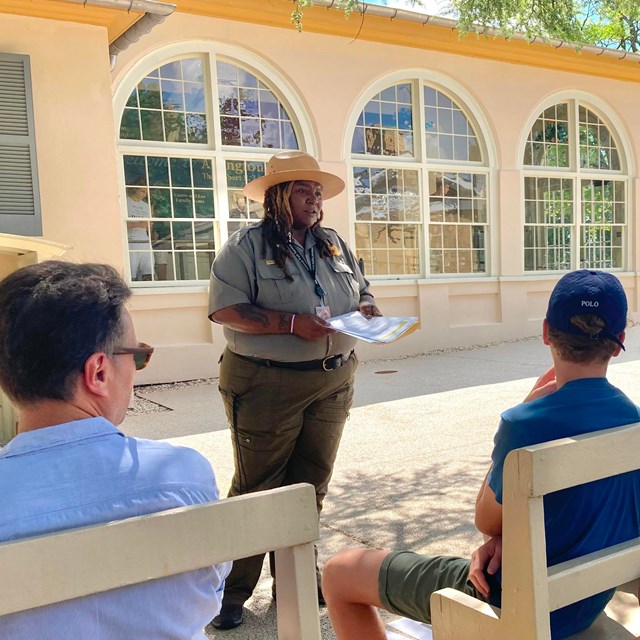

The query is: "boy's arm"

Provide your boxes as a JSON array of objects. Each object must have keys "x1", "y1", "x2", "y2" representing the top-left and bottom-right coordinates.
[
  {"x1": 475, "y1": 471, "x2": 502, "y2": 537},
  {"x1": 475, "y1": 366, "x2": 556, "y2": 537}
]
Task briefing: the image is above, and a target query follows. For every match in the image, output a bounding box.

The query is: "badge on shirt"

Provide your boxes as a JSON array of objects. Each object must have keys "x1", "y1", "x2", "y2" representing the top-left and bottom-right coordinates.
[
  {"x1": 315, "y1": 305, "x2": 331, "y2": 320},
  {"x1": 265, "y1": 259, "x2": 276, "y2": 265}
]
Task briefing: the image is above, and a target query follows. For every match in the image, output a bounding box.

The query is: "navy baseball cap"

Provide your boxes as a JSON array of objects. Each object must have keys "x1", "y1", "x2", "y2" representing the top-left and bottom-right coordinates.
[{"x1": 546, "y1": 269, "x2": 627, "y2": 351}]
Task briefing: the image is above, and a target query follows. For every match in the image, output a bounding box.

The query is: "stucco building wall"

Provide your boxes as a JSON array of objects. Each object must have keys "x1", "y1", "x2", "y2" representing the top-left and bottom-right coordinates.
[{"x1": 3, "y1": 9, "x2": 639, "y2": 383}]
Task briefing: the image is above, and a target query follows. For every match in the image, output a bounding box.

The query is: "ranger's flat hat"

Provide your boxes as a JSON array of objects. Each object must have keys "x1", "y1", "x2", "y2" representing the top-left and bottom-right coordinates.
[{"x1": 243, "y1": 151, "x2": 345, "y2": 202}]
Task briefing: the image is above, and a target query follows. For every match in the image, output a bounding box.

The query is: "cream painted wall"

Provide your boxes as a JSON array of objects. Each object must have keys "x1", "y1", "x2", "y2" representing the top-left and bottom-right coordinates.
[
  {"x1": 0, "y1": 14, "x2": 124, "y2": 268},
  {"x1": 108, "y1": 12, "x2": 640, "y2": 382},
  {"x1": 4, "y1": 11, "x2": 638, "y2": 385}
]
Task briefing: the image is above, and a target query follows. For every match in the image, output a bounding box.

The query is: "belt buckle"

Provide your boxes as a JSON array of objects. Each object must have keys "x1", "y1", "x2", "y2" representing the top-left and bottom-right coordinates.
[{"x1": 322, "y1": 354, "x2": 342, "y2": 371}]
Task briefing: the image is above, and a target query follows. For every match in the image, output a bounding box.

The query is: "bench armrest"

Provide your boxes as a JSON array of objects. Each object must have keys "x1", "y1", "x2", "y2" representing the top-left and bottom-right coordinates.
[{"x1": 431, "y1": 588, "x2": 500, "y2": 640}]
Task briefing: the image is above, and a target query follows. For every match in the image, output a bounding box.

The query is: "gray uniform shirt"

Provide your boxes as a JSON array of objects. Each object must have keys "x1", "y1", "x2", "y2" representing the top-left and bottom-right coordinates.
[{"x1": 208, "y1": 222, "x2": 374, "y2": 361}]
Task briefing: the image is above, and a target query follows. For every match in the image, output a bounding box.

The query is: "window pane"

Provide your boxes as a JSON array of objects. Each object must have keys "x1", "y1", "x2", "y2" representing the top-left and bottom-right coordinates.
[
  {"x1": 217, "y1": 60, "x2": 298, "y2": 149},
  {"x1": 578, "y1": 107, "x2": 621, "y2": 170},
  {"x1": 225, "y1": 159, "x2": 266, "y2": 234},
  {"x1": 352, "y1": 166, "x2": 422, "y2": 277},
  {"x1": 150, "y1": 189, "x2": 171, "y2": 217},
  {"x1": 186, "y1": 114, "x2": 207, "y2": 144},
  {"x1": 120, "y1": 57, "x2": 208, "y2": 144},
  {"x1": 170, "y1": 158, "x2": 191, "y2": 187},
  {"x1": 140, "y1": 111, "x2": 164, "y2": 141},
  {"x1": 148, "y1": 156, "x2": 170, "y2": 186},
  {"x1": 428, "y1": 171, "x2": 487, "y2": 274},
  {"x1": 524, "y1": 103, "x2": 569, "y2": 167},
  {"x1": 423, "y1": 85, "x2": 481, "y2": 162},
  {"x1": 524, "y1": 224, "x2": 572, "y2": 271},
  {"x1": 120, "y1": 108, "x2": 140, "y2": 139},
  {"x1": 164, "y1": 111, "x2": 186, "y2": 143},
  {"x1": 579, "y1": 179, "x2": 625, "y2": 269},
  {"x1": 580, "y1": 225, "x2": 623, "y2": 269},
  {"x1": 124, "y1": 155, "x2": 217, "y2": 282},
  {"x1": 138, "y1": 77, "x2": 161, "y2": 109},
  {"x1": 352, "y1": 83, "x2": 414, "y2": 158}
]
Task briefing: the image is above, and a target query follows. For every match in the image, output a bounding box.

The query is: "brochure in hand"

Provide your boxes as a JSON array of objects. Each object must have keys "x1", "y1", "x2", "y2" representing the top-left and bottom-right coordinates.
[{"x1": 328, "y1": 311, "x2": 420, "y2": 344}]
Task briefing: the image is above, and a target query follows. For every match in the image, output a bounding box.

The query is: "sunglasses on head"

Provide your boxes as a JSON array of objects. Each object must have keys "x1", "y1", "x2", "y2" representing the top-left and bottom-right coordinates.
[{"x1": 112, "y1": 342, "x2": 154, "y2": 371}]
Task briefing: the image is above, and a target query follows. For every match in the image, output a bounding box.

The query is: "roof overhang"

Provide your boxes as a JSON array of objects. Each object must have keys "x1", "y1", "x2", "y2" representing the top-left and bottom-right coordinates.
[
  {"x1": 173, "y1": 0, "x2": 640, "y2": 84},
  {"x1": 2, "y1": 0, "x2": 639, "y2": 82},
  {"x1": 0, "y1": 0, "x2": 142, "y2": 42}
]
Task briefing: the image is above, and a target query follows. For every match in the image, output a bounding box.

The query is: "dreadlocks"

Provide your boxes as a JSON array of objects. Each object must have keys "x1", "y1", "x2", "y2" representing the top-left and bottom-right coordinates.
[{"x1": 261, "y1": 181, "x2": 341, "y2": 281}]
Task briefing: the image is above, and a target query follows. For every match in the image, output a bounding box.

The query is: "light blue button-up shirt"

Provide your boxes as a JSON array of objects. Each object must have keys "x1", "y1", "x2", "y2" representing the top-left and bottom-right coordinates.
[{"x1": 0, "y1": 417, "x2": 231, "y2": 639}]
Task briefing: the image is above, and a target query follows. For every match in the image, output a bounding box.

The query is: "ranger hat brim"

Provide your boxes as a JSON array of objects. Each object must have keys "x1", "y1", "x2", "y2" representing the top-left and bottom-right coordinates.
[{"x1": 243, "y1": 151, "x2": 345, "y2": 202}]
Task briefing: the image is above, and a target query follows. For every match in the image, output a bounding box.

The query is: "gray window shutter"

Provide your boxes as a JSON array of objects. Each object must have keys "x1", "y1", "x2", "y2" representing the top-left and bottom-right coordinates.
[{"x1": 0, "y1": 53, "x2": 42, "y2": 236}]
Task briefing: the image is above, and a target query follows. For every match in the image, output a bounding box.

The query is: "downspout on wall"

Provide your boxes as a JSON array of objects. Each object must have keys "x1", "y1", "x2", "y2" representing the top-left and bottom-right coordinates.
[{"x1": 59, "y1": 0, "x2": 176, "y2": 69}]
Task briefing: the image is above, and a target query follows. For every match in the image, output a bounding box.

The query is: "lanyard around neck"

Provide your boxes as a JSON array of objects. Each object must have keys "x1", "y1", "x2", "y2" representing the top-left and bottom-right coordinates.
[{"x1": 288, "y1": 242, "x2": 326, "y2": 301}]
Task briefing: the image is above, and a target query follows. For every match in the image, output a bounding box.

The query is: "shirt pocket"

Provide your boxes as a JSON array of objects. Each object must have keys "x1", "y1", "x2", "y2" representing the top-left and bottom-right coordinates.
[
  {"x1": 255, "y1": 260, "x2": 296, "y2": 308},
  {"x1": 330, "y1": 258, "x2": 360, "y2": 301}
]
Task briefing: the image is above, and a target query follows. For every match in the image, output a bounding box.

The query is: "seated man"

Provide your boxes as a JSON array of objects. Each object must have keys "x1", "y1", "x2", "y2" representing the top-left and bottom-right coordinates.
[
  {"x1": 0, "y1": 261, "x2": 231, "y2": 639},
  {"x1": 323, "y1": 269, "x2": 640, "y2": 640}
]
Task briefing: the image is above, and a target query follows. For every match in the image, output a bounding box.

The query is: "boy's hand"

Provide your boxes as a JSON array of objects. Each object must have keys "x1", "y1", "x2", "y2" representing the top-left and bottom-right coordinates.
[
  {"x1": 468, "y1": 536, "x2": 502, "y2": 599},
  {"x1": 523, "y1": 366, "x2": 557, "y2": 403}
]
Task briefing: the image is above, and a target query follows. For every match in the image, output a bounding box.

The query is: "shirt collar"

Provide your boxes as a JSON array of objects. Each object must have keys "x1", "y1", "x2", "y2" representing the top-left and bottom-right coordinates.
[{"x1": 0, "y1": 417, "x2": 123, "y2": 458}]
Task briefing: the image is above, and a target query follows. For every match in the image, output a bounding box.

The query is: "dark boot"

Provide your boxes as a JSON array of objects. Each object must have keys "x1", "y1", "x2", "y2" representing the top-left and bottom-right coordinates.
[{"x1": 211, "y1": 604, "x2": 244, "y2": 630}]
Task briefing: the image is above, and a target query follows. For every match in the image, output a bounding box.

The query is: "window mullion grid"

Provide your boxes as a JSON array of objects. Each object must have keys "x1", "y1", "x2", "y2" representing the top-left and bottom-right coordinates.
[
  {"x1": 214, "y1": 154, "x2": 228, "y2": 247},
  {"x1": 571, "y1": 100, "x2": 580, "y2": 270},
  {"x1": 572, "y1": 173, "x2": 580, "y2": 271},
  {"x1": 425, "y1": 162, "x2": 489, "y2": 277},
  {"x1": 579, "y1": 168, "x2": 626, "y2": 271},
  {"x1": 208, "y1": 53, "x2": 223, "y2": 154},
  {"x1": 353, "y1": 158, "x2": 423, "y2": 279},
  {"x1": 215, "y1": 152, "x2": 267, "y2": 243},
  {"x1": 349, "y1": 77, "x2": 489, "y2": 278},
  {"x1": 415, "y1": 80, "x2": 430, "y2": 278}
]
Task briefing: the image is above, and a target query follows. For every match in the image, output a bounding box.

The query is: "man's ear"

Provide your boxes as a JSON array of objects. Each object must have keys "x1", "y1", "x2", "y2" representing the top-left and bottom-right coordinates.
[
  {"x1": 612, "y1": 332, "x2": 625, "y2": 357},
  {"x1": 542, "y1": 318, "x2": 551, "y2": 346},
  {"x1": 82, "y1": 352, "x2": 110, "y2": 398}
]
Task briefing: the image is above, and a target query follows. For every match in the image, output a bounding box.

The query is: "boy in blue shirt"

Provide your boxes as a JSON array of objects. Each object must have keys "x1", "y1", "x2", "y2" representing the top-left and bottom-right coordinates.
[{"x1": 323, "y1": 269, "x2": 640, "y2": 640}]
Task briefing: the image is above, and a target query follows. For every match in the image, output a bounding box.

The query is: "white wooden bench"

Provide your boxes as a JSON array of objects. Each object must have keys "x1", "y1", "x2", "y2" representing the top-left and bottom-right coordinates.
[
  {"x1": 431, "y1": 422, "x2": 640, "y2": 640},
  {"x1": 0, "y1": 482, "x2": 321, "y2": 640}
]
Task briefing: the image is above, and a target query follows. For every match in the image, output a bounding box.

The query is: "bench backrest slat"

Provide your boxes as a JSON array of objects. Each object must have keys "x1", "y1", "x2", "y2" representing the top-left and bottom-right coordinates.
[
  {"x1": 522, "y1": 422, "x2": 640, "y2": 497},
  {"x1": 0, "y1": 483, "x2": 319, "y2": 617},
  {"x1": 548, "y1": 538, "x2": 640, "y2": 611}
]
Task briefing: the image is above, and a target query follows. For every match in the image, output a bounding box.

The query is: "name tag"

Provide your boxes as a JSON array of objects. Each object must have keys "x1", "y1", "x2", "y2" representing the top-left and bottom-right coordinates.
[
  {"x1": 316, "y1": 305, "x2": 331, "y2": 320},
  {"x1": 265, "y1": 259, "x2": 276, "y2": 265}
]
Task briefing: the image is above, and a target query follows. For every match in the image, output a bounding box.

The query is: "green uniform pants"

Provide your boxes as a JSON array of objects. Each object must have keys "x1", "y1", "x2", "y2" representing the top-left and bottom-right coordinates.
[{"x1": 218, "y1": 347, "x2": 357, "y2": 606}]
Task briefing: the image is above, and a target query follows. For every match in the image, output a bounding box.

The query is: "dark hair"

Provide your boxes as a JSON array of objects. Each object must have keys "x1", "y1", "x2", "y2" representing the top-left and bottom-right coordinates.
[
  {"x1": 261, "y1": 181, "x2": 340, "y2": 281},
  {"x1": 0, "y1": 261, "x2": 131, "y2": 403},
  {"x1": 547, "y1": 313, "x2": 620, "y2": 364}
]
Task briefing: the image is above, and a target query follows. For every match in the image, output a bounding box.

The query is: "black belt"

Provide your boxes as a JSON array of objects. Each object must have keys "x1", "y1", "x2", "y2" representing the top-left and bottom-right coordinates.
[{"x1": 237, "y1": 351, "x2": 354, "y2": 372}]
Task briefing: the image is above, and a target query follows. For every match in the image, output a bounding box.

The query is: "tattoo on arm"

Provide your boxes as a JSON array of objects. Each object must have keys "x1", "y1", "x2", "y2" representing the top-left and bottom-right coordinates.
[
  {"x1": 278, "y1": 313, "x2": 289, "y2": 331},
  {"x1": 234, "y1": 304, "x2": 269, "y2": 327}
]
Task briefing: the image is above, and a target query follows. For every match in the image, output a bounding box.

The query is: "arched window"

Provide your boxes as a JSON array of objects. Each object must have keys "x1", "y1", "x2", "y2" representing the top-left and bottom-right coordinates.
[
  {"x1": 116, "y1": 48, "x2": 307, "y2": 284},
  {"x1": 523, "y1": 100, "x2": 626, "y2": 272},
  {"x1": 350, "y1": 78, "x2": 490, "y2": 278}
]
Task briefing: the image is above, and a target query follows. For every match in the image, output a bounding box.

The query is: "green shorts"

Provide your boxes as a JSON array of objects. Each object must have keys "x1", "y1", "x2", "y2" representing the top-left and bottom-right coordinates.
[{"x1": 378, "y1": 551, "x2": 481, "y2": 624}]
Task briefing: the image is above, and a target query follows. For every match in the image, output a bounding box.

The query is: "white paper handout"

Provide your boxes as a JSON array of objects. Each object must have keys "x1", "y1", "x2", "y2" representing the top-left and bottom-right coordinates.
[
  {"x1": 386, "y1": 631, "x2": 412, "y2": 640},
  {"x1": 389, "y1": 618, "x2": 433, "y2": 639},
  {"x1": 328, "y1": 311, "x2": 419, "y2": 344}
]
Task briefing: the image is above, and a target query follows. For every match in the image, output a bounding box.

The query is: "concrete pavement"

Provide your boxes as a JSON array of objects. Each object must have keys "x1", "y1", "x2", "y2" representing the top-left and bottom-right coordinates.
[{"x1": 121, "y1": 326, "x2": 640, "y2": 639}]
